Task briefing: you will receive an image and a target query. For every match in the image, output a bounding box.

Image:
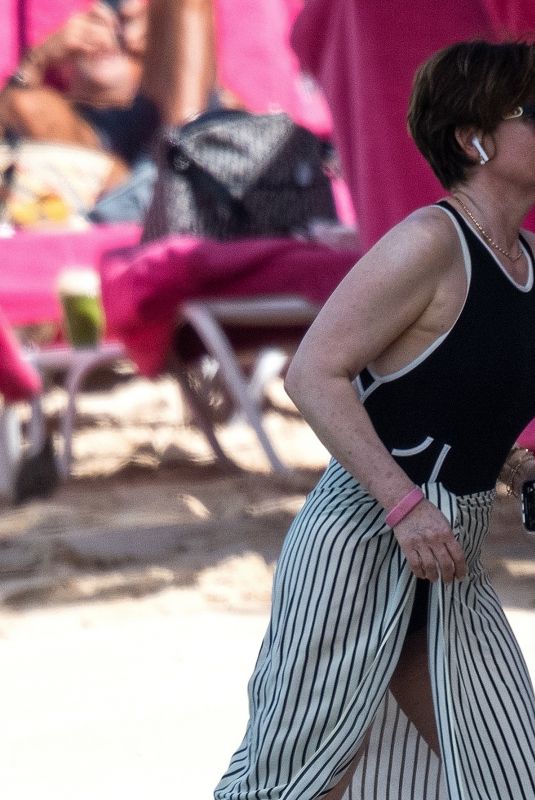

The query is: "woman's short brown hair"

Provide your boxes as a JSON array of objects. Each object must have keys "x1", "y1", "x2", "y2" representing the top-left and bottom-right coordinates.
[{"x1": 407, "y1": 40, "x2": 535, "y2": 189}]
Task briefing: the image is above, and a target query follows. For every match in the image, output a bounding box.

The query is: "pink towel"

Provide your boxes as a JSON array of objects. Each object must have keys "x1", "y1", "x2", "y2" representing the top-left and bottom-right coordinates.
[
  {"x1": 0, "y1": 309, "x2": 42, "y2": 402},
  {"x1": 100, "y1": 236, "x2": 359, "y2": 376},
  {"x1": 0, "y1": 225, "x2": 141, "y2": 328}
]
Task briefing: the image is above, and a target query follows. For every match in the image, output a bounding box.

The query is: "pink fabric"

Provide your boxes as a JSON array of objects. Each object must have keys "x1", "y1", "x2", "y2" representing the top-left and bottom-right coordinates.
[
  {"x1": 0, "y1": 224, "x2": 141, "y2": 327},
  {"x1": 0, "y1": 309, "x2": 42, "y2": 402},
  {"x1": 0, "y1": 223, "x2": 140, "y2": 400},
  {"x1": 215, "y1": 0, "x2": 332, "y2": 138},
  {"x1": 0, "y1": 0, "x2": 89, "y2": 83},
  {"x1": 330, "y1": 177, "x2": 356, "y2": 227},
  {"x1": 0, "y1": 0, "x2": 19, "y2": 83},
  {"x1": 100, "y1": 236, "x2": 359, "y2": 376},
  {"x1": 24, "y1": 0, "x2": 90, "y2": 48},
  {"x1": 291, "y1": 0, "x2": 535, "y2": 251},
  {"x1": 517, "y1": 419, "x2": 535, "y2": 451}
]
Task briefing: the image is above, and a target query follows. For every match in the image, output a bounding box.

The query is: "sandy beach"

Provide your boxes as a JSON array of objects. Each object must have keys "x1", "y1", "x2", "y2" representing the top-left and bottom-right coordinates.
[{"x1": 0, "y1": 373, "x2": 534, "y2": 799}]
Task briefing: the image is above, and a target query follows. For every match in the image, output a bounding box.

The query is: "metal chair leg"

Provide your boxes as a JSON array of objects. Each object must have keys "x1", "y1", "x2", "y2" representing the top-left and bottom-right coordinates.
[
  {"x1": 27, "y1": 343, "x2": 127, "y2": 478},
  {"x1": 180, "y1": 304, "x2": 290, "y2": 473}
]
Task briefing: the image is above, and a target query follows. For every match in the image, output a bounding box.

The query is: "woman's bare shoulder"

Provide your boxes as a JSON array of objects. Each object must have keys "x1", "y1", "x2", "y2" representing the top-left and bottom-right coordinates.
[
  {"x1": 393, "y1": 203, "x2": 460, "y2": 250},
  {"x1": 359, "y1": 202, "x2": 460, "y2": 279}
]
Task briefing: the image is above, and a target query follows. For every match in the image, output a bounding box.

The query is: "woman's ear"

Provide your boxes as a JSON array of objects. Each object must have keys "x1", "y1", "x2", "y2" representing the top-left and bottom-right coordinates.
[{"x1": 455, "y1": 127, "x2": 491, "y2": 165}]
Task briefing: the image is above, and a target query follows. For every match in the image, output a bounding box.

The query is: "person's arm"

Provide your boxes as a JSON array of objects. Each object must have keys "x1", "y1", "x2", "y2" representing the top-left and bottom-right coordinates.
[
  {"x1": 141, "y1": 0, "x2": 216, "y2": 126},
  {"x1": 5, "y1": 2, "x2": 119, "y2": 91},
  {"x1": 285, "y1": 207, "x2": 466, "y2": 583}
]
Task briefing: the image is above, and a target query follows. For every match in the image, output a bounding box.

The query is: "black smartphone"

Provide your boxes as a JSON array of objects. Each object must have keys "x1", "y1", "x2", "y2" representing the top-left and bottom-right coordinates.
[{"x1": 521, "y1": 480, "x2": 535, "y2": 531}]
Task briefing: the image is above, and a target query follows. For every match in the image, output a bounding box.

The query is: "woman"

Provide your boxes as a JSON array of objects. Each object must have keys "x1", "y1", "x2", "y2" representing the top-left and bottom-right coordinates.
[{"x1": 214, "y1": 41, "x2": 535, "y2": 800}]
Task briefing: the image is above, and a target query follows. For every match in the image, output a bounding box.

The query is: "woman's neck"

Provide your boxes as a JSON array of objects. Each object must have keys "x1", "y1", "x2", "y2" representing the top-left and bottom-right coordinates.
[{"x1": 451, "y1": 179, "x2": 534, "y2": 251}]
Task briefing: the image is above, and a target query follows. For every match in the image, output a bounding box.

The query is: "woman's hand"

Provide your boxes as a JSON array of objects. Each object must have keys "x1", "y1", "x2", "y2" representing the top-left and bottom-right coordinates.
[{"x1": 392, "y1": 499, "x2": 466, "y2": 583}]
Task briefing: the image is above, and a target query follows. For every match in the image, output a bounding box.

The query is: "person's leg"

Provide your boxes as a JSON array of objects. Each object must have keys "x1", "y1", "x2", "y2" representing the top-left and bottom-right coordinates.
[
  {"x1": 389, "y1": 623, "x2": 440, "y2": 754},
  {"x1": 323, "y1": 581, "x2": 438, "y2": 800},
  {"x1": 141, "y1": 0, "x2": 216, "y2": 125},
  {"x1": 321, "y1": 637, "x2": 438, "y2": 800},
  {"x1": 389, "y1": 580, "x2": 439, "y2": 754}
]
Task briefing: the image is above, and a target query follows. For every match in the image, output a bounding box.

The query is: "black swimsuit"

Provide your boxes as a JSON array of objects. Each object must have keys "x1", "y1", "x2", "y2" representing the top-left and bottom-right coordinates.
[
  {"x1": 360, "y1": 200, "x2": 535, "y2": 632},
  {"x1": 357, "y1": 200, "x2": 535, "y2": 495}
]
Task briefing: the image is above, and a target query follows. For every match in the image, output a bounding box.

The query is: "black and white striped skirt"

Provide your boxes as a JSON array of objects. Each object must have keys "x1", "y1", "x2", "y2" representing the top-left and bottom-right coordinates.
[{"x1": 214, "y1": 459, "x2": 535, "y2": 800}]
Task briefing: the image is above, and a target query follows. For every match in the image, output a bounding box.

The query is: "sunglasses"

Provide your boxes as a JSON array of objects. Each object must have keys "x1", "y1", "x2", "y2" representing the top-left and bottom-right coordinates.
[{"x1": 502, "y1": 105, "x2": 535, "y2": 123}]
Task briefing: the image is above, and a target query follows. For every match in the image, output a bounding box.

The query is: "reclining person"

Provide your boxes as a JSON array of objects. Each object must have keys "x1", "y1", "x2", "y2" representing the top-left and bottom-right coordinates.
[{"x1": 0, "y1": 0, "x2": 215, "y2": 222}]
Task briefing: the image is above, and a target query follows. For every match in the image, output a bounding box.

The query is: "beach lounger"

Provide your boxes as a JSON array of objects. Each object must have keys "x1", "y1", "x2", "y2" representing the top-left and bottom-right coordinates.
[
  {"x1": 25, "y1": 341, "x2": 128, "y2": 479},
  {"x1": 171, "y1": 295, "x2": 319, "y2": 472}
]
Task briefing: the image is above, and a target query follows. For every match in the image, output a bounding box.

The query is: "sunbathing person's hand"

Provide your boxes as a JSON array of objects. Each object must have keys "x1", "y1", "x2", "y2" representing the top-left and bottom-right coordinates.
[
  {"x1": 43, "y1": 2, "x2": 120, "y2": 65},
  {"x1": 119, "y1": 0, "x2": 148, "y2": 59}
]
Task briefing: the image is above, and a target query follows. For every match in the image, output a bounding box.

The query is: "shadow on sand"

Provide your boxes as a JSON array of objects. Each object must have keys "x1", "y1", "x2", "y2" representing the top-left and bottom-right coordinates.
[{"x1": 0, "y1": 458, "x2": 322, "y2": 611}]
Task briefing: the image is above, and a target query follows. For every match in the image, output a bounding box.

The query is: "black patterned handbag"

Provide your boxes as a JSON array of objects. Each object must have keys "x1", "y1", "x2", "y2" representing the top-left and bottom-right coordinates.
[{"x1": 142, "y1": 108, "x2": 337, "y2": 242}]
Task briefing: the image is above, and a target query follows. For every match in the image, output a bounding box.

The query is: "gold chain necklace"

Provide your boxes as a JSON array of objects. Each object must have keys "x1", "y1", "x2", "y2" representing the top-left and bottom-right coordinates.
[{"x1": 452, "y1": 195, "x2": 523, "y2": 262}]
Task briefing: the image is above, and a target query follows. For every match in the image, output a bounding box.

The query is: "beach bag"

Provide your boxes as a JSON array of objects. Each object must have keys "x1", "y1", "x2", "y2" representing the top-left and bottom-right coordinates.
[{"x1": 142, "y1": 109, "x2": 337, "y2": 242}]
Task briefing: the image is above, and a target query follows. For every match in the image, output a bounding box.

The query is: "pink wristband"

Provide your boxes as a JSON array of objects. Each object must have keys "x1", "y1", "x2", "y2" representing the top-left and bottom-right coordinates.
[{"x1": 385, "y1": 487, "x2": 424, "y2": 528}]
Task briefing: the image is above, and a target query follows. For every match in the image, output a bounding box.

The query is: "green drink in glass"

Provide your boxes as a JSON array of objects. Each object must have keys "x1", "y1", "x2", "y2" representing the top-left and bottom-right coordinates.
[{"x1": 57, "y1": 268, "x2": 104, "y2": 348}]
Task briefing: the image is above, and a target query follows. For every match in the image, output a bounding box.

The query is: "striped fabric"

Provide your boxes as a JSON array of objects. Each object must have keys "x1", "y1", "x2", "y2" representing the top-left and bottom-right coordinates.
[
  {"x1": 350, "y1": 691, "x2": 446, "y2": 799},
  {"x1": 214, "y1": 460, "x2": 535, "y2": 800}
]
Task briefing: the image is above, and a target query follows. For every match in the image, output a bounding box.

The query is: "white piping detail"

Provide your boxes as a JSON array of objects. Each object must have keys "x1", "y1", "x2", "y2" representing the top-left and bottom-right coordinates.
[
  {"x1": 429, "y1": 443, "x2": 452, "y2": 482},
  {"x1": 519, "y1": 240, "x2": 534, "y2": 291},
  {"x1": 520, "y1": 242, "x2": 534, "y2": 292},
  {"x1": 366, "y1": 205, "x2": 472, "y2": 386},
  {"x1": 360, "y1": 378, "x2": 380, "y2": 403},
  {"x1": 354, "y1": 374, "x2": 365, "y2": 400},
  {"x1": 462, "y1": 223, "x2": 534, "y2": 292},
  {"x1": 392, "y1": 436, "x2": 434, "y2": 457}
]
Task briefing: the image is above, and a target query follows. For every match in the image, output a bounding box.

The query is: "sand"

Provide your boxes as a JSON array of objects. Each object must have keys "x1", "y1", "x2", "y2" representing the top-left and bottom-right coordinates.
[{"x1": 0, "y1": 373, "x2": 534, "y2": 799}]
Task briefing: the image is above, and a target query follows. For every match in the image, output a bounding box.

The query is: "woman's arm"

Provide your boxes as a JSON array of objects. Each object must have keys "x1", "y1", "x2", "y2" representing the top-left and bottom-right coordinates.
[{"x1": 285, "y1": 207, "x2": 466, "y2": 582}]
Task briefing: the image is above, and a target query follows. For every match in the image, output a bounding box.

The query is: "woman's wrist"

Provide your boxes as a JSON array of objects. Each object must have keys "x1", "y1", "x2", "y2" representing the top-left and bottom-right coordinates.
[
  {"x1": 499, "y1": 446, "x2": 535, "y2": 498},
  {"x1": 385, "y1": 486, "x2": 424, "y2": 528},
  {"x1": 8, "y1": 48, "x2": 48, "y2": 90}
]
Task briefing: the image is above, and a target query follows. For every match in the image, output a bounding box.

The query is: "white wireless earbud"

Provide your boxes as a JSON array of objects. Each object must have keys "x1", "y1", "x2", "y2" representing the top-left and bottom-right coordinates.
[{"x1": 471, "y1": 136, "x2": 489, "y2": 164}]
